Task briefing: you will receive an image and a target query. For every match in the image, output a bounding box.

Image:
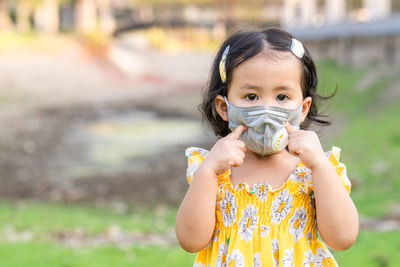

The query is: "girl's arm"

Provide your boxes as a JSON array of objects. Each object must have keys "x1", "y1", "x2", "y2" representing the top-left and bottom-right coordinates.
[
  {"x1": 175, "y1": 126, "x2": 246, "y2": 252},
  {"x1": 310, "y1": 157, "x2": 359, "y2": 250},
  {"x1": 286, "y1": 124, "x2": 359, "y2": 250},
  {"x1": 175, "y1": 164, "x2": 218, "y2": 252}
]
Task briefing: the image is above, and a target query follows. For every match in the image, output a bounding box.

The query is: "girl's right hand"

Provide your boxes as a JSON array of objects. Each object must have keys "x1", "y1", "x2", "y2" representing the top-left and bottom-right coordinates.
[{"x1": 201, "y1": 125, "x2": 247, "y2": 176}]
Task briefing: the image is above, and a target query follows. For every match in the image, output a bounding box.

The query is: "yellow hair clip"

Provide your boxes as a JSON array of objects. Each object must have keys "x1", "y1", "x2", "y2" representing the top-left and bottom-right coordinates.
[{"x1": 219, "y1": 45, "x2": 230, "y2": 83}]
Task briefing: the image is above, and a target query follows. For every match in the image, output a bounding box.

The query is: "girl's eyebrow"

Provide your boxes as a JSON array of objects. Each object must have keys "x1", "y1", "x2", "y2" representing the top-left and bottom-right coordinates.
[
  {"x1": 240, "y1": 83, "x2": 262, "y2": 90},
  {"x1": 240, "y1": 83, "x2": 295, "y2": 92},
  {"x1": 273, "y1": 85, "x2": 295, "y2": 92}
]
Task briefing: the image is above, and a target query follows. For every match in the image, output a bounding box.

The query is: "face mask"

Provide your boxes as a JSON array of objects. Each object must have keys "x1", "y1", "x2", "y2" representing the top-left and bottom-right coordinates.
[{"x1": 224, "y1": 97, "x2": 303, "y2": 156}]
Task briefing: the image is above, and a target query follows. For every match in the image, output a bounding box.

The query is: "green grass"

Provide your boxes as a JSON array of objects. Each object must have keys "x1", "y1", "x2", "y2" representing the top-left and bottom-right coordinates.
[
  {"x1": 0, "y1": 242, "x2": 195, "y2": 267},
  {"x1": 335, "y1": 104, "x2": 400, "y2": 217},
  {"x1": 317, "y1": 60, "x2": 400, "y2": 217},
  {"x1": 0, "y1": 201, "x2": 195, "y2": 266},
  {"x1": 333, "y1": 230, "x2": 400, "y2": 267},
  {"x1": 0, "y1": 201, "x2": 176, "y2": 235},
  {"x1": 0, "y1": 60, "x2": 398, "y2": 265}
]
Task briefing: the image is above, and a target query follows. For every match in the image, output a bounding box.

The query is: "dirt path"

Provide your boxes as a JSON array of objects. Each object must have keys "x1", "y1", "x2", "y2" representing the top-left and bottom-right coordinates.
[{"x1": 0, "y1": 40, "x2": 215, "y2": 205}]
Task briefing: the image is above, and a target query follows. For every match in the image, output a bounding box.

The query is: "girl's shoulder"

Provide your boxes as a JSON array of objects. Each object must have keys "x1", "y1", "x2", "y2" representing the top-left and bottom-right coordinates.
[
  {"x1": 185, "y1": 147, "x2": 231, "y2": 185},
  {"x1": 185, "y1": 147, "x2": 210, "y2": 184},
  {"x1": 325, "y1": 146, "x2": 343, "y2": 167},
  {"x1": 185, "y1": 147, "x2": 209, "y2": 158},
  {"x1": 324, "y1": 146, "x2": 352, "y2": 194},
  {"x1": 288, "y1": 145, "x2": 351, "y2": 194}
]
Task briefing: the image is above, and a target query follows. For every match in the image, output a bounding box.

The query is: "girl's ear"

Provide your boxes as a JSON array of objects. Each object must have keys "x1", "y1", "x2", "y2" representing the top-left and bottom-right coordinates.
[
  {"x1": 215, "y1": 95, "x2": 229, "y2": 121},
  {"x1": 300, "y1": 96, "x2": 312, "y2": 123}
]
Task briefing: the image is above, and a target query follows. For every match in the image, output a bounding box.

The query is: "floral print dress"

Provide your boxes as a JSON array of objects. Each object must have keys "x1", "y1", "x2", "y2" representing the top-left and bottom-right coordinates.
[{"x1": 185, "y1": 146, "x2": 351, "y2": 267}]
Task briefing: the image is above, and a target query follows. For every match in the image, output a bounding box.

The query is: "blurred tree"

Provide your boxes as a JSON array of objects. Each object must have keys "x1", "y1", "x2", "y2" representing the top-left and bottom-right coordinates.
[
  {"x1": 75, "y1": 0, "x2": 97, "y2": 33},
  {"x1": 0, "y1": 0, "x2": 14, "y2": 30},
  {"x1": 133, "y1": 0, "x2": 274, "y2": 4},
  {"x1": 16, "y1": 0, "x2": 33, "y2": 32},
  {"x1": 97, "y1": 0, "x2": 115, "y2": 35},
  {"x1": 34, "y1": 0, "x2": 59, "y2": 34},
  {"x1": 14, "y1": 0, "x2": 62, "y2": 34},
  {"x1": 75, "y1": 0, "x2": 115, "y2": 36}
]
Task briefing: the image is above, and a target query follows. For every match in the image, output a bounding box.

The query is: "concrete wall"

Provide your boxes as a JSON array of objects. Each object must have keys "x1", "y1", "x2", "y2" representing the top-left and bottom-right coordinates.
[
  {"x1": 283, "y1": 0, "x2": 400, "y2": 65},
  {"x1": 304, "y1": 35, "x2": 400, "y2": 66},
  {"x1": 282, "y1": 0, "x2": 396, "y2": 28}
]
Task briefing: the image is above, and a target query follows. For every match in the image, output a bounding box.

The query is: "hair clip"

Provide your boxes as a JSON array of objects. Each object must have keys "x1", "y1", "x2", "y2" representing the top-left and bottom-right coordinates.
[
  {"x1": 219, "y1": 45, "x2": 230, "y2": 83},
  {"x1": 290, "y1": 38, "x2": 304, "y2": 59}
]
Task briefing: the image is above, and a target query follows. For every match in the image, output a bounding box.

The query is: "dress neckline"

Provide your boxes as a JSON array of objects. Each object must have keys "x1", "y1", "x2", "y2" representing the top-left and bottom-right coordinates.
[{"x1": 224, "y1": 160, "x2": 303, "y2": 193}]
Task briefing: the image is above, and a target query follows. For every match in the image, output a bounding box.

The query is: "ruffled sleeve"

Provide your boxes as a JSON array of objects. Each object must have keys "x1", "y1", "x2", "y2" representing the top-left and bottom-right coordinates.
[
  {"x1": 325, "y1": 146, "x2": 352, "y2": 194},
  {"x1": 185, "y1": 147, "x2": 209, "y2": 185}
]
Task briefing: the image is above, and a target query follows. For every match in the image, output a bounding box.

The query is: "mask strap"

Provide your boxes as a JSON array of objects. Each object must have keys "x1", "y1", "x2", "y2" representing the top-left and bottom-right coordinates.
[{"x1": 224, "y1": 96, "x2": 230, "y2": 108}]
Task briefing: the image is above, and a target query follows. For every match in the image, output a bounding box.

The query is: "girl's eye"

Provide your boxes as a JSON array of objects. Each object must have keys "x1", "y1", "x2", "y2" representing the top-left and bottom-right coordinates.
[
  {"x1": 245, "y1": 94, "x2": 258, "y2": 101},
  {"x1": 276, "y1": 94, "x2": 288, "y2": 101}
]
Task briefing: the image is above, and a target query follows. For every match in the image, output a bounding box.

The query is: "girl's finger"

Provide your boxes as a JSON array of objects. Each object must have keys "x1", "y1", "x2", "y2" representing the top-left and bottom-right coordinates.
[
  {"x1": 229, "y1": 125, "x2": 247, "y2": 140},
  {"x1": 237, "y1": 149, "x2": 245, "y2": 159},
  {"x1": 285, "y1": 122, "x2": 297, "y2": 135},
  {"x1": 232, "y1": 139, "x2": 246, "y2": 149},
  {"x1": 231, "y1": 154, "x2": 244, "y2": 167},
  {"x1": 287, "y1": 141, "x2": 300, "y2": 156},
  {"x1": 230, "y1": 149, "x2": 245, "y2": 164},
  {"x1": 232, "y1": 148, "x2": 245, "y2": 159},
  {"x1": 236, "y1": 144, "x2": 247, "y2": 153},
  {"x1": 287, "y1": 147, "x2": 299, "y2": 157},
  {"x1": 237, "y1": 143, "x2": 247, "y2": 156},
  {"x1": 287, "y1": 148, "x2": 299, "y2": 157},
  {"x1": 287, "y1": 135, "x2": 299, "y2": 143}
]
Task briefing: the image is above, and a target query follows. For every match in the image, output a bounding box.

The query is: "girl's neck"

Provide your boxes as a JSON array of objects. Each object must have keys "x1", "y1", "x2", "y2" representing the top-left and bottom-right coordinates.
[
  {"x1": 244, "y1": 149, "x2": 297, "y2": 165},
  {"x1": 230, "y1": 149, "x2": 300, "y2": 189}
]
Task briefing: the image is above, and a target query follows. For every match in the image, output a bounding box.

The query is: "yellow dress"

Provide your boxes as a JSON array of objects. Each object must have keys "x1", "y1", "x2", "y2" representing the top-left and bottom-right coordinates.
[{"x1": 185, "y1": 146, "x2": 351, "y2": 267}]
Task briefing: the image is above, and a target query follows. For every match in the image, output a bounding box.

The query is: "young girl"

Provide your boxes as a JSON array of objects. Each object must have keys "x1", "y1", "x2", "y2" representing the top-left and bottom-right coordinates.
[{"x1": 175, "y1": 28, "x2": 358, "y2": 267}]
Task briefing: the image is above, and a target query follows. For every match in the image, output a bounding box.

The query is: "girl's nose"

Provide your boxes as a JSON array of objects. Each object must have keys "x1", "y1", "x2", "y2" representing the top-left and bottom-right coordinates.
[{"x1": 260, "y1": 99, "x2": 274, "y2": 107}]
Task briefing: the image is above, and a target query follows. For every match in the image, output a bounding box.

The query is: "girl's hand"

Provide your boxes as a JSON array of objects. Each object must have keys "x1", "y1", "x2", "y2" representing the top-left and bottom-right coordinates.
[
  {"x1": 201, "y1": 125, "x2": 247, "y2": 176},
  {"x1": 286, "y1": 122, "x2": 326, "y2": 169}
]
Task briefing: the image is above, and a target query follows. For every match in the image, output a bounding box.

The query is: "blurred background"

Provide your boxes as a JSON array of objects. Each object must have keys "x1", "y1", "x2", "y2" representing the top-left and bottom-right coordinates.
[{"x1": 0, "y1": 0, "x2": 399, "y2": 266}]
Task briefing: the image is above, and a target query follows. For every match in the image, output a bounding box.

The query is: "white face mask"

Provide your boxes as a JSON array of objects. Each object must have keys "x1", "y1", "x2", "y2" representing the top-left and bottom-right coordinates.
[{"x1": 224, "y1": 97, "x2": 303, "y2": 156}]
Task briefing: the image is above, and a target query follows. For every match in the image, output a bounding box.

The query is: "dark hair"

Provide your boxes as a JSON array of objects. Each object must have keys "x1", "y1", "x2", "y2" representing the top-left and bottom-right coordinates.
[{"x1": 199, "y1": 27, "x2": 334, "y2": 137}]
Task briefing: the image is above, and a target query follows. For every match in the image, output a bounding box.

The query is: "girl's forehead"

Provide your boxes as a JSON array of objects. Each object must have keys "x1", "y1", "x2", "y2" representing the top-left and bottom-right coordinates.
[
  {"x1": 232, "y1": 50, "x2": 302, "y2": 82},
  {"x1": 228, "y1": 49, "x2": 304, "y2": 97},
  {"x1": 256, "y1": 46, "x2": 293, "y2": 62}
]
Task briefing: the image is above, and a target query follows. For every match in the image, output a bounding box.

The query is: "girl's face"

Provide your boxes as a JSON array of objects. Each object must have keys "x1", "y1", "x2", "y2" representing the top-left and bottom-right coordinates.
[{"x1": 215, "y1": 48, "x2": 312, "y2": 123}]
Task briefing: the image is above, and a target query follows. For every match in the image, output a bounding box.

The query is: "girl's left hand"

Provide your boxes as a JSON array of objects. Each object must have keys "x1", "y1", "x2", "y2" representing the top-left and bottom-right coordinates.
[{"x1": 285, "y1": 122, "x2": 326, "y2": 169}]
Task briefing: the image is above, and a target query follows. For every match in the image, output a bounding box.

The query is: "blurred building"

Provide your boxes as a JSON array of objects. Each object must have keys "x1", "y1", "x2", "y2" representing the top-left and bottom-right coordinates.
[
  {"x1": 113, "y1": 0, "x2": 284, "y2": 34},
  {"x1": 282, "y1": 0, "x2": 400, "y2": 65},
  {"x1": 282, "y1": 0, "x2": 400, "y2": 28},
  {"x1": 2, "y1": 0, "x2": 399, "y2": 65}
]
